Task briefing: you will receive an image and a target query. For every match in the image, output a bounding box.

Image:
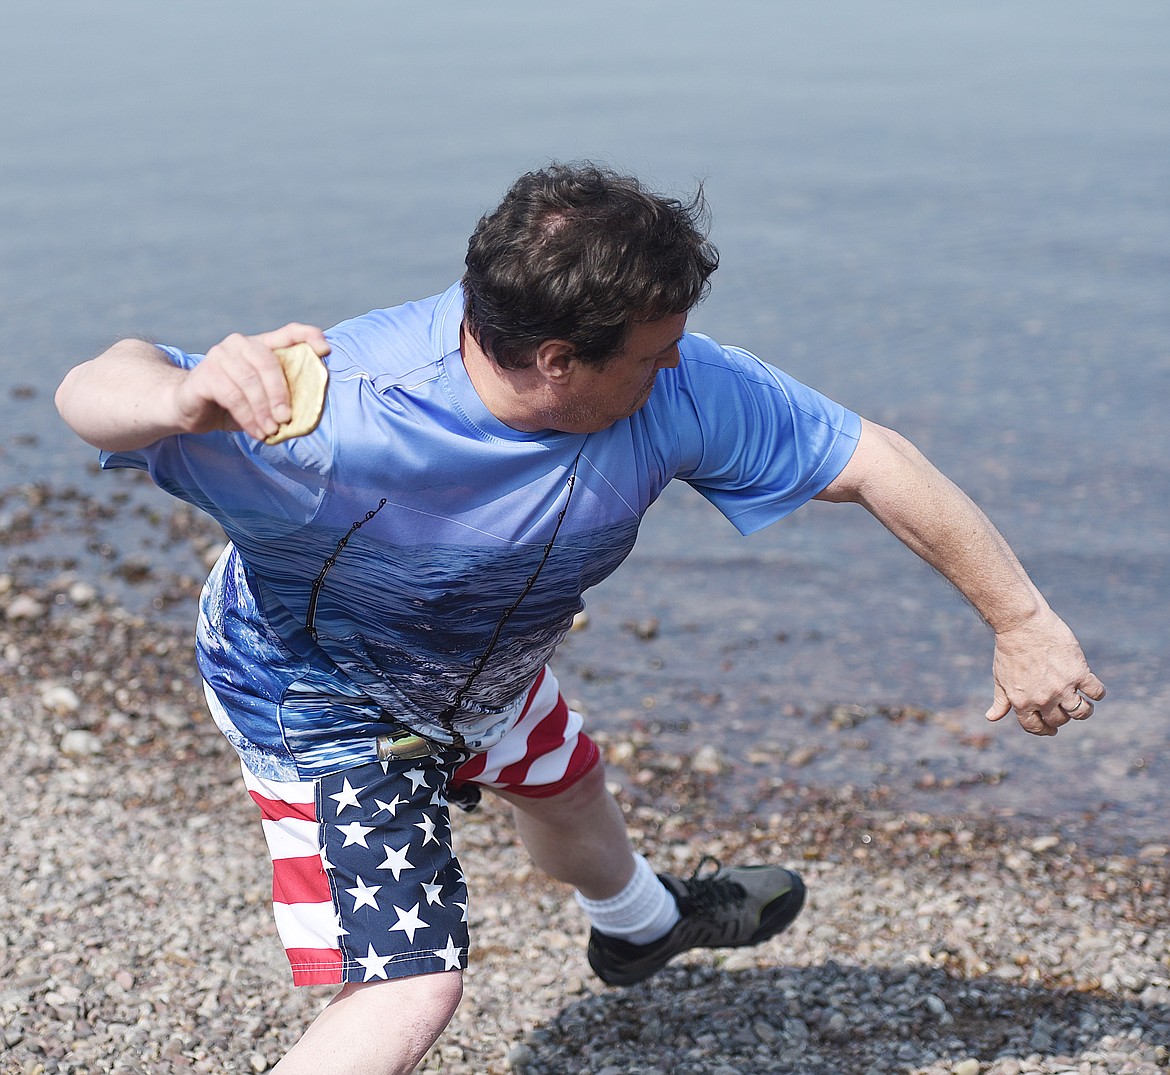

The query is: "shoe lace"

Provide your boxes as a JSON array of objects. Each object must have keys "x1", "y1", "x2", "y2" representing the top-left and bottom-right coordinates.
[{"x1": 678, "y1": 855, "x2": 746, "y2": 915}]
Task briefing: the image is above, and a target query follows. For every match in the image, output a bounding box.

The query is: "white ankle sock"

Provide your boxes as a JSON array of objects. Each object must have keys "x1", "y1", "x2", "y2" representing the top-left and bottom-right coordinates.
[{"x1": 576, "y1": 853, "x2": 680, "y2": 944}]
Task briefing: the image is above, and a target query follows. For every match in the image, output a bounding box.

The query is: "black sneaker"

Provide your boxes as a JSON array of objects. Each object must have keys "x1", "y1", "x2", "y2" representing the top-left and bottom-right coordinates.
[{"x1": 587, "y1": 856, "x2": 806, "y2": 986}]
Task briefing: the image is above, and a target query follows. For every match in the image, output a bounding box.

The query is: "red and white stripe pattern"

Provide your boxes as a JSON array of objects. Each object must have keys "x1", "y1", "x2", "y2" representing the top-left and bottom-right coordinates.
[
  {"x1": 450, "y1": 667, "x2": 599, "y2": 797},
  {"x1": 243, "y1": 766, "x2": 346, "y2": 984}
]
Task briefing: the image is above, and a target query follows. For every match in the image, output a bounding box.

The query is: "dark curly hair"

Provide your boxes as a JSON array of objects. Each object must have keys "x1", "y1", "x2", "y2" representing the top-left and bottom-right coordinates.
[{"x1": 462, "y1": 162, "x2": 719, "y2": 370}]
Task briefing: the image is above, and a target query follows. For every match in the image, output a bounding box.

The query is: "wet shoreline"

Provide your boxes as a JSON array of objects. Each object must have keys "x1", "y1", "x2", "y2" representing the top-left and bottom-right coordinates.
[{"x1": 2, "y1": 472, "x2": 1165, "y2": 857}]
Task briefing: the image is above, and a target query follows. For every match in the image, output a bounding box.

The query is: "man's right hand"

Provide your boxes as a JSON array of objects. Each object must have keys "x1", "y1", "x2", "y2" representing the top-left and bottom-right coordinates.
[{"x1": 175, "y1": 324, "x2": 330, "y2": 442}]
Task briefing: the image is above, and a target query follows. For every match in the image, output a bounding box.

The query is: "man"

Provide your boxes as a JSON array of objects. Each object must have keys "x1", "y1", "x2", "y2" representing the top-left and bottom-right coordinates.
[{"x1": 56, "y1": 163, "x2": 1104, "y2": 1074}]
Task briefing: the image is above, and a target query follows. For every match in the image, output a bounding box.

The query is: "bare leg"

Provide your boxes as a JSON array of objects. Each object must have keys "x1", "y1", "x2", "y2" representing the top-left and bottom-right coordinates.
[
  {"x1": 493, "y1": 760, "x2": 636, "y2": 899},
  {"x1": 272, "y1": 972, "x2": 463, "y2": 1075}
]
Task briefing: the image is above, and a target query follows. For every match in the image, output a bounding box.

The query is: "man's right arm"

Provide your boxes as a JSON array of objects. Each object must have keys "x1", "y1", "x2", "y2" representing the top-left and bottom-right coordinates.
[{"x1": 55, "y1": 324, "x2": 328, "y2": 451}]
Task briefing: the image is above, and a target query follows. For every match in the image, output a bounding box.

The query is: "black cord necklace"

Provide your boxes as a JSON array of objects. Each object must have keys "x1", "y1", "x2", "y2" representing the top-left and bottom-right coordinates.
[{"x1": 305, "y1": 499, "x2": 389, "y2": 642}]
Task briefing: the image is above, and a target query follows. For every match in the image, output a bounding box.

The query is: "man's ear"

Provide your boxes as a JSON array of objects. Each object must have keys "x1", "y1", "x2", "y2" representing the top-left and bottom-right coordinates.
[{"x1": 534, "y1": 339, "x2": 577, "y2": 383}]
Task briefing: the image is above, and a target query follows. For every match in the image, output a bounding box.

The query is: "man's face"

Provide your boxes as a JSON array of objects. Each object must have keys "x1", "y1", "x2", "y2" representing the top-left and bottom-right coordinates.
[{"x1": 547, "y1": 313, "x2": 687, "y2": 434}]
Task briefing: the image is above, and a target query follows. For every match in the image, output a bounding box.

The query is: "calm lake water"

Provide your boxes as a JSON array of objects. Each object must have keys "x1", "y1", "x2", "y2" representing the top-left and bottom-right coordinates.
[{"x1": 2, "y1": 0, "x2": 1167, "y2": 843}]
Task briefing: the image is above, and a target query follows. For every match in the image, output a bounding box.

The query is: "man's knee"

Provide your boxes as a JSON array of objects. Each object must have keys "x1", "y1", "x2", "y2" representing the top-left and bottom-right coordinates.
[{"x1": 409, "y1": 967, "x2": 464, "y2": 1018}]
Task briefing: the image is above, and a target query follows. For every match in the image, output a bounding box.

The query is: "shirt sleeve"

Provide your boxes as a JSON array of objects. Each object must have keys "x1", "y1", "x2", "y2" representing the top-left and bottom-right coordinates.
[
  {"x1": 100, "y1": 346, "x2": 331, "y2": 540},
  {"x1": 661, "y1": 334, "x2": 862, "y2": 535}
]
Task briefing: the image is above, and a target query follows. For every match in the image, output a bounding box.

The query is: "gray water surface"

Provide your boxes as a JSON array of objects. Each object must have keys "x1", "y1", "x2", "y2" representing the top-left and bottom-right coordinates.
[{"x1": 2, "y1": 0, "x2": 1167, "y2": 843}]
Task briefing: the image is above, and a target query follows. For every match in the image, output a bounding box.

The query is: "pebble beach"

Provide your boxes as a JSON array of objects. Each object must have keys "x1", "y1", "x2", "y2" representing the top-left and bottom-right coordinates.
[{"x1": 1, "y1": 482, "x2": 1167, "y2": 1075}]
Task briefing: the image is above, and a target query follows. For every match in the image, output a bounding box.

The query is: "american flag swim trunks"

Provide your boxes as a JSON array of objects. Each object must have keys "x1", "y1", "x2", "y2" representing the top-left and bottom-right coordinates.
[{"x1": 239, "y1": 667, "x2": 599, "y2": 985}]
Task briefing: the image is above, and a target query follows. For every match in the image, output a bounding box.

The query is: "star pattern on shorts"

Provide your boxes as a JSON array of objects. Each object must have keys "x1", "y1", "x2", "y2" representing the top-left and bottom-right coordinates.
[
  {"x1": 336, "y1": 820, "x2": 375, "y2": 848},
  {"x1": 414, "y1": 813, "x2": 438, "y2": 846},
  {"x1": 376, "y1": 843, "x2": 414, "y2": 881},
  {"x1": 346, "y1": 875, "x2": 382, "y2": 912},
  {"x1": 315, "y1": 760, "x2": 470, "y2": 981},
  {"x1": 435, "y1": 936, "x2": 463, "y2": 971},
  {"x1": 403, "y1": 768, "x2": 429, "y2": 793},
  {"x1": 374, "y1": 793, "x2": 404, "y2": 818},
  {"x1": 329, "y1": 777, "x2": 366, "y2": 815},
  {"x1": 356, "y1": 943, "x2": 393, "y2": 981},
  {"x1": 389, "y1": 903, "x2": 428, "y2": 943}
]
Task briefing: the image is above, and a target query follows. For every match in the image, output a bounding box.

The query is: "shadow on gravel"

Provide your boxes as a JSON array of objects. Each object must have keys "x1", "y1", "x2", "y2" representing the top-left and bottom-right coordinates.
[{"x1": 521, "y1": 960, "x2": 1169, "y2": 1074}]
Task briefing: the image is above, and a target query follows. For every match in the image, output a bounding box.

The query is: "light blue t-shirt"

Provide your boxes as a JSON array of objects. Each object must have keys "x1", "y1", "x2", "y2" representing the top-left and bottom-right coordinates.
[{"x1": 104, "y1": 283, "x2": 861, "y2": 778}]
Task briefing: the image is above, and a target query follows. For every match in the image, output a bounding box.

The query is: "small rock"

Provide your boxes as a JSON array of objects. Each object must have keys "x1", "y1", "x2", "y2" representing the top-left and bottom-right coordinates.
[
  {"x1": 41, "y1": 685, "x2": 81, "y2": 714},
  {"x1": 248, "y1": 1053, "x2": 270, "y2": 1073},
  {"x1": 114, "y1": 555, "x2": 153, "y2": 583},
  {"x1": 787, "y1": 745, "x2": 818, "y2": 768},
  {"x1": 719, "y1": 949, "x2": 759, "y2": 972},
  {"x1": 60, "y1": 729, "x2": 102, "y2": 756},
  {"x1": 5, "y1": 594, "x2": 46, "y2": 620},
  {"x1": 752, "y1": 1019, "x2": 778, "y2": 1044},
  {"x1": 1029, "y1": 1026, "x2": 1054, "y2": 1052},
  {"x1": 784, "y1": 1017, "x2": 810, "y2": 1043},
  {"x1": 630, "y1": 616, "x2": 659, "y2": 640},
  {"x1": 952, "y1": 1059, "x2": 981, "y2": 1075},
  {"x1": 824, "y1": 1010, "x2": 848, "y2": 1038},
  {"x1": 923, "y1": 993, "x2": 948, "y2": 1018},
  {"x1": 692, "y1": 744, "x2": 723, "y2": 774},
  {"x1": 68, "y1": 581, "x2": 98, "y2": 606},
  {"x1": 155, "y1": 704, "x2": 189, "y2": 730},
  {"x1": 609, "y1": 739, "x2": 636, "y2": 764},
  {"x1": 828, "y1": 703, "x2": 868, "y2": 729},
  {"x1": 507, "y1": 1043, "x2": 535, "y2": 1072}
]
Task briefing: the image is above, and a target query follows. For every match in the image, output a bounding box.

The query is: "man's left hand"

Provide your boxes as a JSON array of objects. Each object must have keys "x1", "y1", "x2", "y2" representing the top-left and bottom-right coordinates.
[{"x1": 986, "y1": 609, "x2": 1106, "y2": 736}]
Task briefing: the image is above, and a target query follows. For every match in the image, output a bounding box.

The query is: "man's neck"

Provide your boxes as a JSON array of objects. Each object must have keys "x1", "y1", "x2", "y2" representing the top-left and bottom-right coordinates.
[{"x1": 459, "y1": 323, "x2": 550, "y2": 433}]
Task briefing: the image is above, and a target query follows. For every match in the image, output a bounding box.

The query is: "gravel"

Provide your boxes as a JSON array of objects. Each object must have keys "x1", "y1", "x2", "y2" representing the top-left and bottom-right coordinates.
[{"x1": 1, "y1": 486, "x2": 1167, "y2": 1074}]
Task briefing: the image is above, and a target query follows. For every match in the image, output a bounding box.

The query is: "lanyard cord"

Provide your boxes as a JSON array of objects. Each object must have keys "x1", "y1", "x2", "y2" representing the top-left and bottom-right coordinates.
[{"x1": 305, "y1": 498, "x2": 389, "y2": 642}]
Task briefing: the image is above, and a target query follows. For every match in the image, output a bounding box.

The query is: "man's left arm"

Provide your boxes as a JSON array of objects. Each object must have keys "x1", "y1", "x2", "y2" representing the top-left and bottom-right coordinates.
[{"x1": 815, "y1": 418, "x2": 1105, "y2": 736}]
